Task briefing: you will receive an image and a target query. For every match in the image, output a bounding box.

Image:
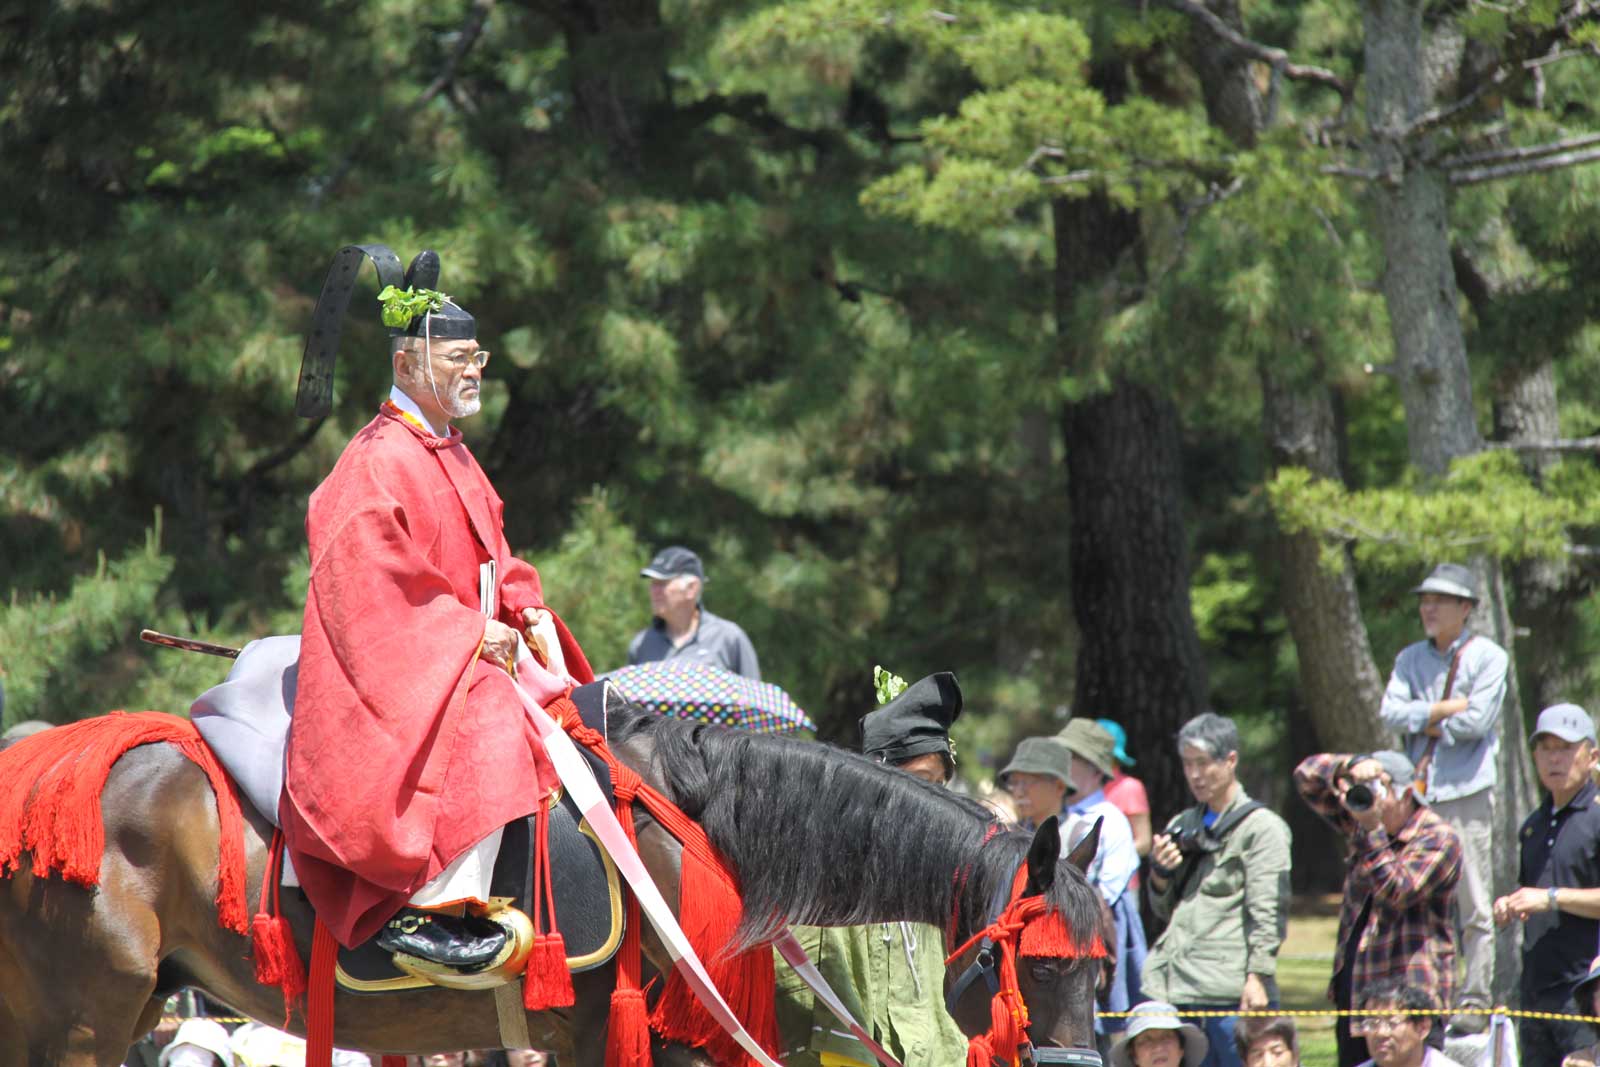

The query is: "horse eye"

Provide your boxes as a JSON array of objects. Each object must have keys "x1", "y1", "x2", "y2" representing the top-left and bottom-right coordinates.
[{"x1": 1030, "y1": 961, "x2": 1061, "y2": 982}]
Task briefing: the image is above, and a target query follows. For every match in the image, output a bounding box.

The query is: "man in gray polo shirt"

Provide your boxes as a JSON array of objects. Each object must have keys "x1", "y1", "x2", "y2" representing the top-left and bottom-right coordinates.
[
  {"x1": 1378, "y1": 562, "x2": 1508, "y2": 1031},
  {"x1": 627, "y1": 545, "x2": 761, "y2": 679}
]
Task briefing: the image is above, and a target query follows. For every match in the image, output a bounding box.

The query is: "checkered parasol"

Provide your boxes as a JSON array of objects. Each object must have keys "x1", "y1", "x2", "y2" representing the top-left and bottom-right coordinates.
[{"x1": 606, "y1": 660, "x2": 816, "y2": 734}]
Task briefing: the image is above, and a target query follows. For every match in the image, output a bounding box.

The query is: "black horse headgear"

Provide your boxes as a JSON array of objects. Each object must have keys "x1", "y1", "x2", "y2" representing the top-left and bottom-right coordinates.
[{"x1": 295, "y1": 244, "x2": 476, "y2": 418}]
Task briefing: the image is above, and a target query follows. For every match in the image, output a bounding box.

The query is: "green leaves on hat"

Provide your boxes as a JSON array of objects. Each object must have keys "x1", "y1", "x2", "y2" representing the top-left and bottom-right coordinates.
[
  {"x1": 873, "y1": 664, "x2": 908, "y2": 706},
  {"x1": 377, "y1": 284, "x2": 449, "y2": 329}
]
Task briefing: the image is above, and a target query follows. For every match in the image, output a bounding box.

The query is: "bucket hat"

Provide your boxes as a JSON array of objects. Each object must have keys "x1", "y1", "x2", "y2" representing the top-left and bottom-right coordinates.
[
  {"x1": 999, "y1": 737, "x2": 1073, "y2": 787},
  {"x1": 1056, "y1": 719, "x2": 1119, "y2": 780},
  {"x1": 1411, "y1": 563, "x2": 1478, "y2": 601},
  {"x1": 1110, "y1": 1001, "x2": 1208, "y2": 1067},
  {"x1": 159, "y1": 1019, "x2": 235, "y2": 1067}
]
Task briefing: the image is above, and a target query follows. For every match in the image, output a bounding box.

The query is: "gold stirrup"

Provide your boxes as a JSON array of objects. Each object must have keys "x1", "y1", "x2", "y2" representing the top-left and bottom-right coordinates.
[{"x1": 388, "y1": 899, "x2": 536, "y2": 991}]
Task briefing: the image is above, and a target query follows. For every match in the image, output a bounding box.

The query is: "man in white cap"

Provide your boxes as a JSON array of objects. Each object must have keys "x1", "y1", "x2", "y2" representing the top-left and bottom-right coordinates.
[
  {"x1": 1493, "y1": 703, "x2": 1600, "y2": 1065},
  {"x1": 1377, "y1": 562, "x2": 1507, "y2": 1031},
  {"x1": 157, "y1": 1019, "x2": 234, "y2": 1067}
]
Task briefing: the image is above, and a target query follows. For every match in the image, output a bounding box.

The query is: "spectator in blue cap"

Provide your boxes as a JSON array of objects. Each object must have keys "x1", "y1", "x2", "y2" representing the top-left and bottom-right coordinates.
[{"x1": 1099, "y1": 717, "x2": 1152, "y2": 859}]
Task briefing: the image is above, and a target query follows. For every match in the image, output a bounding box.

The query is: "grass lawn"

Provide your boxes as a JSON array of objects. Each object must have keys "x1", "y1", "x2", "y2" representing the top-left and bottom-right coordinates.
[{"x1": 1278, "y1": 894, "x2": 1341, "y2": 1065}]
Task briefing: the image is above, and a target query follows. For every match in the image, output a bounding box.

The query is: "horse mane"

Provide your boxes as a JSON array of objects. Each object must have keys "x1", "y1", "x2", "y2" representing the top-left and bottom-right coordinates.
[{"x1": 608, "y1": 704, "x2": 1104, "y2": 952}]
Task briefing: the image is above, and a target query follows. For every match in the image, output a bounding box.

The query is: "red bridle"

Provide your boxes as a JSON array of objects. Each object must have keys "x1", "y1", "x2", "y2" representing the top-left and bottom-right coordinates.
[{"x1": 945, "y1": 866, "x2": 1108, "y2": 1067}]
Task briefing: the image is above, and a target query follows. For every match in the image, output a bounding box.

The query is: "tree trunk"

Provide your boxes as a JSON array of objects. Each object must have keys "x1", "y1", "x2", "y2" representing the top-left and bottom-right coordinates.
[
  {"x1": 1260, "y1": 366, "x2": 1391, "y2": 752},
  {"x1": 1177, "y1": 0, "x2": 1391, "y2": 756},
  {"x1": 1489, "y1": 325, "x2": 1584, "y2": 711},
  {"x1": 1054, "y1": 191, "x2": 1208, "y2": 826},
  {"x1": 1361, "y1": 0, "x2": 1533, "y2": 1001}
]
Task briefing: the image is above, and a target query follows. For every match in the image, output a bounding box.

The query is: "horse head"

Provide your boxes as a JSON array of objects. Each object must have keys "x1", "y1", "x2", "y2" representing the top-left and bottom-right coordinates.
[{"x1": 944, "y1": 816, "x2": 1108, "y2": 1067}]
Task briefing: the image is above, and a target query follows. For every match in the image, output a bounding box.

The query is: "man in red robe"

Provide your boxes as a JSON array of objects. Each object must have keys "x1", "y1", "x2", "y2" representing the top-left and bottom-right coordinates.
[{"x1": 281, "y1": 253, "x2": 592, "y2": 972}]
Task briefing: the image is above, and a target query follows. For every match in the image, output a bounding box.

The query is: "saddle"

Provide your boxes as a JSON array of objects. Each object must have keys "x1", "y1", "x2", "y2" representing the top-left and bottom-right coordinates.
[{"x1": 191, "y1": 638, "x2": 625, "y2": 995}]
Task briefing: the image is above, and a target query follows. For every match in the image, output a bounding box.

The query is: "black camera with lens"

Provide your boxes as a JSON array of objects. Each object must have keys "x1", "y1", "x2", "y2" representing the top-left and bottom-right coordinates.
[
  {"x1": 1169, "y1": 823, "x2": 1222, "y2": 857},
  {"x1": 1344, "y1": 781, "x2": 1378, "y2": 813}
]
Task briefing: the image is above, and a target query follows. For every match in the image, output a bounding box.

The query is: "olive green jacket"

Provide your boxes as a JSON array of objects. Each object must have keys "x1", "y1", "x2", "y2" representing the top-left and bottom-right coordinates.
[
  {"x1": 776, "y1": 922, "x2": 969, "y2": 1067},
  {"x1": 1140, "y1": 788, "x2": 1292, "y2": 1005}
]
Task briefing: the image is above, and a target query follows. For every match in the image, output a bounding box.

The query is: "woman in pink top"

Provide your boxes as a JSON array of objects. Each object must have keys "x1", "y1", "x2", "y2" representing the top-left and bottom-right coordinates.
[{"x1": 1098, "y1": 718, "x2": 1152, "y2": 858}]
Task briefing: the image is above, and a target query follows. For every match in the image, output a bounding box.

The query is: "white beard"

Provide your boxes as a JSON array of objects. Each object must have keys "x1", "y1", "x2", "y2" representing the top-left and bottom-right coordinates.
[{"x1": 444, "y1": 380, "x2": 481, "y2": 419}]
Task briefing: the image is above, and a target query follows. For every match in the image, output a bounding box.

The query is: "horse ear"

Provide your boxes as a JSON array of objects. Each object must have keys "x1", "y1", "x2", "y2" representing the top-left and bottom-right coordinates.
[
  {"x1": 1024, "y1": 816, "x2": 1061, "y2": 896},
  {"x1": 1065, "y1": 816, "x2": 1102, "y2": 874}
]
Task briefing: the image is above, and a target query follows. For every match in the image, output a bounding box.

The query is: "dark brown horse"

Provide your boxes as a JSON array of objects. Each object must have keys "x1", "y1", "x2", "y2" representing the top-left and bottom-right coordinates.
[{"x1": 0, "y1": 701, "x2": 1106, "y2": 1067}]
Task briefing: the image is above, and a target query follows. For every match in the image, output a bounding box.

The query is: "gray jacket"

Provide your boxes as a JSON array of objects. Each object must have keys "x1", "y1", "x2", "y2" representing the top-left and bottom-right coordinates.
[{"x1": 1141, "y1": 789, "x2": 1292, "y2": 1005}]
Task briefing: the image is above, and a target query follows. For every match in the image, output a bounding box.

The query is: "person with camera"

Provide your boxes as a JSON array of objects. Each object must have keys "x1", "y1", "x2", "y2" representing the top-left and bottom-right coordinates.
[
  {"x1": 1141, "y1": 713, "x2": 1292, "y2": 1067},
  {"x1": 1294, "y1": 749, "x2": 1463, "y2": 1067}
]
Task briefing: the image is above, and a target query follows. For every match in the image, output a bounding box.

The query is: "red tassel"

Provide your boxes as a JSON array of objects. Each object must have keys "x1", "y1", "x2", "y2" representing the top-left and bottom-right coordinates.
[
  {"x1": 251, "y1": 914, "x2": 307, "y2": 992},
  {"x1": 522, "y1": 931, "x2": 576, "y2": 1010},
  {"x1": 607, "y1": 985, "x2": 653, "y2": 1067},
  {"x1": 647, "y1": 842, "x2": 779, "y2": 1067},
  {"x1": 967, "y1": 1036, "x2": 996, "y2": 1067}
]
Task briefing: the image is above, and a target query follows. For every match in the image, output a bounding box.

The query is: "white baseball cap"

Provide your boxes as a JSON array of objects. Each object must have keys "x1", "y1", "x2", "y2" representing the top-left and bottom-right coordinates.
[{"x1": 1532, "y1": 703, "x2": 1597, "y2": 745}]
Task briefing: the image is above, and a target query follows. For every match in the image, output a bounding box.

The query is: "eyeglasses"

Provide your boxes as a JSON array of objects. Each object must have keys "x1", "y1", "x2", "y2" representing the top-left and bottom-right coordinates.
[
  {"x1": 433, "y1": 348, "x2": 491, "y2": 369},
  {"x1": 1354, "y1": 1015, "x2": 1416, "y2": 1035}
]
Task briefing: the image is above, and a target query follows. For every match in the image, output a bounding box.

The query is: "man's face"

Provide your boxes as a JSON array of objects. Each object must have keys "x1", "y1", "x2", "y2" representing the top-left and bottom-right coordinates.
[
  {"x1": 1128, "y1": 1029, "x2": 1183, "y2": 1067},
  {"x1": 896, "y1": 752, "x2": 950, "y2": 785},
  {"x1": 1417, "y1": 593, "x2": 1472, "y2": 642},
  {"x1": 1005, "y1": 771, "x2": 1067, "y2": 824},
  {"x1": 1533, "y1": 734, "x2": 1596, "y2": 796},
  {"x1": 1180, "y1": 743, "x2": 1237, "y2": 807},
  {"x1": 1359, "y1": 1006, "x2": 1428, "y2": 1067},
  {"x1": 1066, "y1": 753, "x2": 1103, "y2": 799},
  {"x1": 649, "y1": 575, "x2": 699, "y2": 617},
  {"x1": 1245, "y1": 1035, "x2": 1297, "y2": 1067},
  {"x1": 399, "y1": 339, "x2": 486, "y2": 420}
]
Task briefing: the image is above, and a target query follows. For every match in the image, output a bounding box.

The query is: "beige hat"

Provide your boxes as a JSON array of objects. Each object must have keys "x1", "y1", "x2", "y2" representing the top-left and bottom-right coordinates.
[
  {"x1": 1055, "y1": 719, "x2": 1119, "y2": 780},
  {"x1": 1110, "y1": 1002, "x2": 1208, "y2": 1067},
  {"x1": 999, "y1": 737, "x2": 1074, "y2": 787}
]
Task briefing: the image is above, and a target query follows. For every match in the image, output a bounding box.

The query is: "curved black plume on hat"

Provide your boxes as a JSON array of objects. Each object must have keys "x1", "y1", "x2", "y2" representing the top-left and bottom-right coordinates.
[
  {"x1": 404, "y1": 250, "x2": 441, "y2": 291},
  {"x1": 295, "y1": 244, "x2": 403, "y2": 419},
  {"x1": 397, "y1": 248, "x2": 474, "y2": 342}
]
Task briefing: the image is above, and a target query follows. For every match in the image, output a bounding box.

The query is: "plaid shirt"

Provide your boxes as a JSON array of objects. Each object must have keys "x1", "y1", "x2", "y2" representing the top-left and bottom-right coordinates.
[{"x1": 1295, "y1": 754, "x2": 1464, "y2": 1008}]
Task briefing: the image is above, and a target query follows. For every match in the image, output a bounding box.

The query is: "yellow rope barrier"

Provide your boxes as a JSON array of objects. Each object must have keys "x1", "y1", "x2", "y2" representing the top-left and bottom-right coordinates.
[
  {"x1": 163, "y1": 1006, "x2": 1600, "y2": 1027},
  {"x1": 1100, "y1": 1007, "x2": 1600, "y2": 1023}
]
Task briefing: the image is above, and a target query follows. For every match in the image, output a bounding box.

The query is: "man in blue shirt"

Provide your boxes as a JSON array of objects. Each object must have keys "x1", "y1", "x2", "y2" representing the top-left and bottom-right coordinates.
[
  {"x1": 1378, "y1": 563, "x2": 1507, "y2": 1031},
  {"x1": 627, "y1": 545, "x2": 760, "y2": 679}
]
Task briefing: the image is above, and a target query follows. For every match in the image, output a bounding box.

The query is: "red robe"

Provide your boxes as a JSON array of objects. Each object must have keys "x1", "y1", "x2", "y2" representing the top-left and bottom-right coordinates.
[{"x1": 281, "y1": 405, "x2": 593, "y2": 947}]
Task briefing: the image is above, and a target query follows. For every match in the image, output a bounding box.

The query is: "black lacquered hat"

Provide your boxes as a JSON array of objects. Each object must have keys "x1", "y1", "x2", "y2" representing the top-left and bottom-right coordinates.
[{"x1": 295, "y1": 245, "x2": 476, "y2": 418}]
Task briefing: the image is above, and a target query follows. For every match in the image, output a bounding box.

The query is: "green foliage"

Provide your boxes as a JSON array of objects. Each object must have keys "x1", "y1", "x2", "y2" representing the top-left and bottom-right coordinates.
[
  {"x1": 1268, "y1": 451, "x2": 1600, "y2": 572},
  {"x1": 873, "y1": 665, "x2": 909, "y2": 705},
  {"x1": 376, "y1": 286, "x2": 448, "y2": 329},
  {"x1": 530, "y1": 492, "x2": 649, "y2": 674},
  {"x1": 0, "y1": 516, "x2": 174, "y2": 726}
]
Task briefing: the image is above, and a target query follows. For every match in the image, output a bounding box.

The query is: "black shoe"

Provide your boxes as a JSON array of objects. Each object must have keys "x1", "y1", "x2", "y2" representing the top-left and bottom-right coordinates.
[{"x1": 376, "y1": 908, "x2": 509, "y2": 974}]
